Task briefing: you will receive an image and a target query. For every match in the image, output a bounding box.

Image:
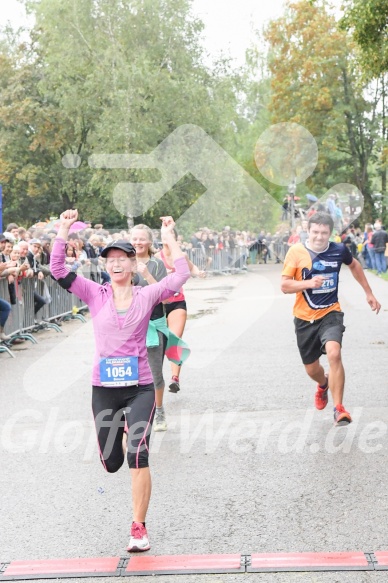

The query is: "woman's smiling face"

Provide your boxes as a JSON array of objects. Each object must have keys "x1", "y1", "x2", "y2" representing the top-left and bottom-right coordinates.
[
  {"x1": 130, "y1": 229, "x2": 151, "y2": 256},
  {"x1": 105, "y1": 249, "x2": 137, "y2": 283}
]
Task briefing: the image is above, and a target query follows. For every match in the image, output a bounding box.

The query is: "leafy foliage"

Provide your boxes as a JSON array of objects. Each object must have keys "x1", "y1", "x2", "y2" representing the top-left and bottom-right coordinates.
[
  {"x1": 340, "y1": 0, "x2": 388, "y2": 79},
  {"x1": 0, "y1": 0, "x2": 252, "y2": 229},
  {"x1": 263, "y1": 0, "x2": 382, "y2": 221},
  {"x1": 1, "y1": 0, "x2": 386, "y2": 231}
]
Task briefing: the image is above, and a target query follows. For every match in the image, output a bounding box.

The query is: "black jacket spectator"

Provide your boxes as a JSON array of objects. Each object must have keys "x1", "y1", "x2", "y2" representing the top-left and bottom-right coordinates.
[{"x1": 371, "y1": 228, "x2": 388, "y2": 253}]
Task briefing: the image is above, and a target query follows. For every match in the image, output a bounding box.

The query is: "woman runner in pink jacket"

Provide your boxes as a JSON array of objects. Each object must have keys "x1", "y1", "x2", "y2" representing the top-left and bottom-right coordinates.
[{"x1": 51, "y1": 210, "x2": 190, "y2": 553}]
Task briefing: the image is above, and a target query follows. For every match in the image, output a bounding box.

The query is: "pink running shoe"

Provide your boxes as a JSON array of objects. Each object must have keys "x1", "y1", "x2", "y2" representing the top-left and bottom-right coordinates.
[{"x1": 127, "y1": 522, "x2": 150, "y2": 552}]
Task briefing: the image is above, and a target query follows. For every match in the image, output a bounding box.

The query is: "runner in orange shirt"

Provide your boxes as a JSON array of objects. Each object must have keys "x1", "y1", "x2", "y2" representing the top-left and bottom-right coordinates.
[{"x1": 281, "y1": 212, "x2": 381, "y2": 426}]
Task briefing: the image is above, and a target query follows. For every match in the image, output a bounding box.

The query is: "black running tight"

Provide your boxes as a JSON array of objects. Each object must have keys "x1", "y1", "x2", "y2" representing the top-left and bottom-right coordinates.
[{"x1": 92, "y1": 383, "x2": 155, "y2": 471}]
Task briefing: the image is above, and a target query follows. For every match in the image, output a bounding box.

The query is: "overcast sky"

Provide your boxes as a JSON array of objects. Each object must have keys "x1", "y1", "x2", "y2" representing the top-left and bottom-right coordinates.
[
  {"x1": 1, "y1": 0, "x2": 344, "y2": 66},
  {"x1": 191, "y1": 0, "x2": 288, "y2": 64}
]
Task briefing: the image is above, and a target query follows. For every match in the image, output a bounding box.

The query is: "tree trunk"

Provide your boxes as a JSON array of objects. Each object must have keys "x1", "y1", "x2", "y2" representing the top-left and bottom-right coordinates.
[
  {"x1": 61, "y1": 192, "x2": 72, "y2": 209},
  {"x1": 342, "y1": 67, "x2": 376, "y2": 222}
]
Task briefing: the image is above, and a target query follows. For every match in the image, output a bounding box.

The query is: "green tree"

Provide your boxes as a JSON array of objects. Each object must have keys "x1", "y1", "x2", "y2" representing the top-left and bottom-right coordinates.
[
  {"x1": 340, "y1": 1, "x2": 388, "y2": 224},
  {"x1": 340, "y1": 0, "x2": 388, "y2": 79},
  {"x1": 0, "y1": 0, "x2": 243, "y2": 228},
  {"x1": 1, "y1": 0, "x2": 284, "y2": 233},
  {"x1": 263, "y1": 0, "x2": 382, "y2": 221}
]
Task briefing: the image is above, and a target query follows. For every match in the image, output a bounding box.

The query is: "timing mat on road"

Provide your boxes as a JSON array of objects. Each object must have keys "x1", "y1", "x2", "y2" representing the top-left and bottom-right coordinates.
[{"x1": 2, "y1": 551, "x2": 388, "y2": 579}]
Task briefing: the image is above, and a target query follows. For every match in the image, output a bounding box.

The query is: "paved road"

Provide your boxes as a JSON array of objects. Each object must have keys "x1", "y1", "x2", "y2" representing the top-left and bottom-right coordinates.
[{"x1": 1, "y1": 262, "x2": 388, "y2": 583}]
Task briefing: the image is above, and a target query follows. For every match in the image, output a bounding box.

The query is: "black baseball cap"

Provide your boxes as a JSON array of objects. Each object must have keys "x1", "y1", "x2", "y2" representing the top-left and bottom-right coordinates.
[{"x1": 100, "y1": 240, "x2": 136, "y2": 258}]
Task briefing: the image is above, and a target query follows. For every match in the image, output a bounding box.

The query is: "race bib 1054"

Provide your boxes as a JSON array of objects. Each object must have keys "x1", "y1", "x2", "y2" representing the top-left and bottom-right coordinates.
[{"x1": 99, "y1": 356, "x2": 139, "y2": 387}]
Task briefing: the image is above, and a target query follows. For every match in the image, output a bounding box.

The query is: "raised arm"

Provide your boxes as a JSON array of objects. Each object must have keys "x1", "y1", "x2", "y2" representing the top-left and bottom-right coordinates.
[
  {"x1": 186, "y1": 255, "x2": 206, "y2": 278},
  {"x1": 142, "y1": 217, "x2": 190, "y2": 305},
  {"x1": 57, "y1": 209, "x2": 78, "y2": 241},
  {"x1": 50, "y1": 210, "x2": 100, "y2": 302},
  {"x1": 160, "y1": 217, "x2": 206, "y2": 277},
  {"x1": 160, "y1": 216, "x2": 184, "y2": 261},
  {"x1": 50, "y1": 209, "x2": 79, "y2": 281},
  {"x1": 153, "y1": 257, "x2": 190, "y2": 303}
]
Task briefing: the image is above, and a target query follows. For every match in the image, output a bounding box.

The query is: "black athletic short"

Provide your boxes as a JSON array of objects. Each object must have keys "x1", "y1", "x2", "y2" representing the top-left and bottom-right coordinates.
[
  {"x1": 294, "y1": 311, "x2": 345, "y2": 365},
  {"x1": 165, "y1": 300, "x2": 187, "y2": 317}
]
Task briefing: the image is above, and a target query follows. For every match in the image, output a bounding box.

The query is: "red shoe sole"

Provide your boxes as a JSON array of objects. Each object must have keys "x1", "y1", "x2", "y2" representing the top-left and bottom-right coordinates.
[{"x1": 335, "y1": 414, "x2": 352, "y2": 426}]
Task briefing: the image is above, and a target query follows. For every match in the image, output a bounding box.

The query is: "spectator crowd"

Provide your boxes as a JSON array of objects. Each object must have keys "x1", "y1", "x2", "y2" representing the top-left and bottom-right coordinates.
[{"x1": 1, "y1": 209, "x2": 387, "y2": 346}]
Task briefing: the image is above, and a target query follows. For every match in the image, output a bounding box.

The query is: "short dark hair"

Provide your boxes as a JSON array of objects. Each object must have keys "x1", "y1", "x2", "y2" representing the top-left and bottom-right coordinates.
[
  {"x1": 6, "y1": 223, "x2": 18, "y2": 231},
  {"x1": 308, "y1": 212, "x2": 334, "y2": 233}
]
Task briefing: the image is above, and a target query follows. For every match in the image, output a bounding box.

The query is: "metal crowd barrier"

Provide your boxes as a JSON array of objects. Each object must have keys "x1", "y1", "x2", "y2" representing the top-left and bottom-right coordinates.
[
  {"x1": 187, "y1": 246, "x2": 249, "y2": 275},
  {"x1": 0, "y1": 268, "x2": 93, "y2": 357},
  {"x1": 188, "y1": 242, "x2": 292, "y2": 270},
  {"x1": 0, "y1": 244, "x2": 255, "y2": 358}
]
